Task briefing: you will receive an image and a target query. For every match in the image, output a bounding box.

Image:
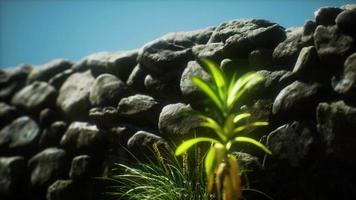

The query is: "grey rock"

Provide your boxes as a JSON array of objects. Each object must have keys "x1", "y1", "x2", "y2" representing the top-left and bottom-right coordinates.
[
  {"x1": 341, "y1": 4, "x2": 356, "y2": 11},
  {"x1": 220, "y1": 58, "x2": 250, "y2": 75},
  {"x1": 267, "y1": 121, "x2": 315, "y2": 167},
  {"x1": 316, "y1": 101, "x2": 356, "y2": 163},
  {"x1": 39, "y1": 108, "x2": 59, "y2": 127},
  {"x1": 314, "y1": 7, "x2": 342, "y2": 26},
  {"x1": 117, "y1": 94, "x2": 161, "y2": 126},
  {"x1": 57, "y1": 71, "x2": 95, "y2": 120},
  {"x1": 126, "y1": 64, "x2": 149, "y2": 92},
  {"x1": 292, "y1": 46, "x2": 321, "y2": 81},
  {"x1": 39, "y1": 121, "x2": 68, "y2": 149},
  {"x1": 209, "y1": 19, "x2": 275, "y2": 43},
  {"x1": 334, "y1": 53, "x2": 356, "y2": 99},
  {"x1": 180, "y1": 61, "x2": 210, "y2": 99},
  {"x1": 0, "y1": 64, "x2": 32, "y2": 101},
  {"x1": 11, "y1": 81, "x2": 57, "y2": 114},
  {"x1": 302, "y1": 20, "x2": 317, "y2": 44},
  {"x1": 127, "y1": 130, "x2": 170, "y2": 152},
  {"x1": 273, "y1": 27, "x2": 309, "y2": 66},
  {"x1": 46, "y1": 180, "x2": 76, "y2": 200},
  {"x1": 248, "y1": 48, "x2": 273, "y2": 69},
  {"x1": 144, "y1": 70, "x2": 182, "y2": 101},
  {"x1": 272, "y1": 81, "x2": 326, "y2": 121},
  {"x1": 192, "y1": 42, "x2": 224, "y2": 62},
  {"x1": 0, "y1": 102, "x2": 18, "y2": 128},
  {"x1": 28, "y1": 148, "x2": 68, "y2": 192},
  {"x1": 0, "y1": 116, "x2": 40, "y2": 156},
  {"x1": 60, "y1": 122, "x2": 106, "y2": 155},
  {"x1": 89, "y1": 107, "x2": 119, "y2": 129},
  {"x1": 234, "y1": 152, "x2": 261, "y2": 172},
  {"x1": 336, "y1": 9, "x2": 356, "y2": 38},
  {"x1": 27, "y1": 59, "x2": 72, "y2": 84},
  {"x1": 158, "y1": 103, "x2": 198, "y2": 139},
  {"x1": 314, "y1": 25, "x2": 354, "y2": 66},
  {"x1": 48, "y1": 69, "x2": 74, "y2": 90},
  {"x1": 89, "y1": 74, "x2": 128, "y2": 107},
  {"x1": 108, "y1": 125, "x2": 138, "y2": 148},
  {"x1": 223, "y1": 34, "x2": 255, "y2": 57},
  {"x1": 138, "y1": 27, "x2": 214, "y2": 73},
  {"x1": 0, "y1": 156, "x2": 26, "y2": 198},
  {"x1": 69, "y1": 155, "x2": 93, "y2": 180}
]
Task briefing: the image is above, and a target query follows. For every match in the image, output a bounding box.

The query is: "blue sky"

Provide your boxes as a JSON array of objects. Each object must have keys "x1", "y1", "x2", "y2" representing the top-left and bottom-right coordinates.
[{"x1": 0, "y1": 0, "x2": 354, "y2": 68}]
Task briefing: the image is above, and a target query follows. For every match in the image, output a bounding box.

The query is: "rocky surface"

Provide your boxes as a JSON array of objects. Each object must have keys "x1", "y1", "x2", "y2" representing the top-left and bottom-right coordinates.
[{"x1": 1, "y1": 4, "x2": 356, "y2": 200}]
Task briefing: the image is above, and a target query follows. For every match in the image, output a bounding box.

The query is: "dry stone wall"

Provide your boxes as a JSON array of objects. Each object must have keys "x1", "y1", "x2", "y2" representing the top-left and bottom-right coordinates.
[{"x1": 1, "y1": 4, "x2": 356, "y2": 200}]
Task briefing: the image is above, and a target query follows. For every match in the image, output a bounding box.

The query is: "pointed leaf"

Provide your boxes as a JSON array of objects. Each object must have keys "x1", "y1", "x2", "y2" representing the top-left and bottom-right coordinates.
[
  {"x1": 233, "y1": 136, "x2": 272, "y2": 154},
  {"x1": 175, "y1": 137, "x2": 219, "y2": 156},
  {"x1": 233, "y1": 113, "x2": 251, "y2": 123},
  {"x1": 233, "y1": 121, "x2": 269, "y2": 134},
  {"x1": 192, "y1": 76, "x2": 223, "y2": 111},
  {"x1": 196, "y1": 114, "x2": 226, "y2": 140},
  {"x1": 201, "y1": 58, "x2": 227, "y2": 102},
  {"x1": 205, "y1": 146, "x2": 216, "y2": 178}
]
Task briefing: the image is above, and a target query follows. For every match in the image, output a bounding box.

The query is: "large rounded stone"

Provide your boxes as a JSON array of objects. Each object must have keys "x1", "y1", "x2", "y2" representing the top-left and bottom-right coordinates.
[
  {"x1": 192, "y1": 43, "x2": 224, "y2": 62},
  {"x1": 117, "y1": 94, "x2": 161, "y2": 126},
  {"x1": 126, "y1": 64, "x2": 149, "y2": 92},
  {"x1": 48, "y1": 69, "x2": 74, "y2": 90},
  {"x1": 89, "y1": 107, "x2": 119, "y2": 129},
  {"x1": 0, "y1": 156, "x2": 26, "y2": 198},
  {"x1": 314, "y1": 7, "x2": 342, "y2": 26},
  {"x1": 333, "y1": 53, "x2": 356, "y2": 99},
  {"x1": 158, "y1": 103, "x2": 198, "y2": 139},
  {"x1": 292, "y1": 46, "x2": 322, "y2": 81},
  {"x1": 89, "y1": 74, "x2": 128, "y2": 107},
  {"x1": 272, "y1": 81, "x2": 326, "y2": 122},
  {"x1": 28, "y1": 148, "x2": 68, "y2": 193},
  {"x1": 0, "y1": 116, "x2": 40, "y2": 156},
  {"x1": 336, "y1": 9, "x2": 356, "y2": 38},
  {"x1": 11, "y1": 81, "x2": 57, "y2": 114},
  {"x1": 57, "y1": 71, "x2": 95, "y2": 120},
  {"x1": 27, "y1": 59, "x2": 72, "y2": 84},
  {"x1": 69, "y1": 155, "x2": 93, "y2": 180},
  {"x1": 39, "y1": 121, "x2": 68, "y2": 149},
  {"x1": 60, "y1": 122, "x2": 106, "y2": 156},
  {"x1": 0, "y1": 102, "x2": 18, "y2": 129}
]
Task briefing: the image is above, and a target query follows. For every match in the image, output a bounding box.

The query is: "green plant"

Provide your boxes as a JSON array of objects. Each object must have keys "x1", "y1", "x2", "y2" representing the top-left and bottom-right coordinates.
[
  {"x1": 175, "y1": 59, "x2": 272, "y2": 200},
  {"x1": 106, "y1": 143, "x2": 211, "y2": 200}
]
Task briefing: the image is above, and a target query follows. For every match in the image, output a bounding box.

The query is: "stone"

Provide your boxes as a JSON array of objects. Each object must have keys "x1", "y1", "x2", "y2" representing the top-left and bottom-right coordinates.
[
  {"x1": 302, "y1": 20, "x2": 317, "y2": 44},
  {"x1": 192, "y1": 43, "x2": 224, "y2": 63},
  {"x1": 292, "y1": 46, "x2": 322, "y2": 81},
  {"x1": 336, "y1": 9, "x2": 356, "y2": 38},
  {"x1": 117, "y1": 94, "x2": 161, "y2": 127},
  {"x1": 247, "y1": 24, "x2": 286, "y2": 48},
  {"x1": 39, "y1": 108, "x2": 60, "y2": 127},
  {"x1": 180, "y1": 61, "x2": 210, "y2": 100},
  {"x1": 334, "y1": 53, "x2": 356, "y2": 99},
  {"x1": 11, "y1": 81, "x2": 57, "y2": 114},
  {"x1": 0, "y1": 64, "x2": 32, "y2": 102},
  {"x1": 209, "y1": 19, "x2": 275, "y2": 43},
  {"x1": 273, "y1": 27, "x2": 309, "y2": 66},
  {"x1": 89, "y1": 107, "x2": 119, "y2": 129},
  {"x1": 220, "y1": 58, "x2": 250, "y2": 75},
  {"x1": 46, "y1": 180, "x2": 76, "y2": 200},
  {"x1": 0, "y1": 116, "x2": 40, "y2": 156},
  {"x1": 89, "y1": 74, "x2": 128, "y2": 107},
  {"x1": 28, "y1": 148, "x2": 68, "y2": 192},
  {"x1": 341, "y1": 4, "x2": 356, "y2": 11},
  {"x1": 248, "y1": 48, "x2": 273, "y2": 69},
  {"x1": 127, "y1": 130, "x2": 170, "y2": 153},
  {"x1": 48, "y1": 69, "x2": 74, "y2": 90},
  {"x1": 126, "y1": 64, "x2": 149, "y2": 92},
  {"x1": 39, "y1": 121, "x2": 68, "y2": 149},
  {"x1": 108, "y1": 125, "x2": 138, "y2": 148},
  {"x1": 158, "y1": 103, "x2": 198, "y2": 139},
  {"x1": 223, "y1": 34, "x2": 255, "y2": 57},
  {"x1": 0, "y1": 102, "x2": 18, "y2": 128},
  {"x1": 138, "y1": 27, "x2": 214, "y2": 72},
  {"x1": 144, "y1": 70, "x2": 182, "y2": 101},
  {"x1": 0, "y1": 156, "x2": 26, "y2": 198},
  {"x1": 314, "y1": 7, "x2": 342, "y2": 26},
  {"x1": 316, "y1": 101, "x2": 356, "y2": 163},
  {"x1": 27, "y1": 59, "x2": 72, "y2": 84},
  {"x1": 272, "y1": 81, "x2": 326, "y2": 121},
  {"x1": 267, "y1": 121, "x2": 316, "y2": 167},
  {"x1": 234, "y1": 152, "x2": 261, "y2": 172},
  {"x1": 60, "y1": 122, "x2": 106, "y2": 156},
  {"x1": 57, "y1": 71, "x2": 95, "y2": 120},
  {"x1": 314, "y1": 25, "x2": 354, "y2": 66},
  {"x1": 69, "y1": 155, "x2": 93, "y2": 180}
]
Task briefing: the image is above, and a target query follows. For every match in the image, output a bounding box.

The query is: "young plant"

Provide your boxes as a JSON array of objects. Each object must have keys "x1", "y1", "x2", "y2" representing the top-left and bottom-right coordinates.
[{"x1": 175, "y1": 59, "x2": 272, "y2": 200}]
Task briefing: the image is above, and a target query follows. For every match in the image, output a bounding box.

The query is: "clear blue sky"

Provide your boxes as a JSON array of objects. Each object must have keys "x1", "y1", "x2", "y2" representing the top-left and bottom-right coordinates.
[{"x1": 0, "y1": 0, "x2": 354, "y2": 68}]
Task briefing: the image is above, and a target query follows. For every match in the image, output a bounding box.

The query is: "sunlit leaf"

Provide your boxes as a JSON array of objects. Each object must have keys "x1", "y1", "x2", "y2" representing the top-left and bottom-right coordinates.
[
  {"x1": 233, "y1": 136, "x2": 272, "y2": 154},
  {"x1": 233, "y1": 113, "x2": 251, "y2": 123},
  {"x1": 197, "y1": 114, "x2": 226, "y2": 141},
  {"x1": 175, "y1": 137, "x2": 219, "y2": 156},
  {"x1": 205, "y1": 147, "x2": 216, "y2": 179},
  {"x1": 223, "y1": 115, "x2": 235, "y2": 137},
  {"x1": 192, "y1": 76, "x2": 223, "y2": 111},
  {"x1": 233, "y1": 121, "x2": 269, "y2": 134}
]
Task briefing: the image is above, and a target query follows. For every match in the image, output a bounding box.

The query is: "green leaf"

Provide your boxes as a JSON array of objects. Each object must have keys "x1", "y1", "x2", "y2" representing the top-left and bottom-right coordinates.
[
  {"x1": 233, "y1": 121, "x2": 269, "y2": 134},
  {"x1": 175, "y1": 137, "x2": 219, "y2": 156},
  {"x1": 192, "y1": 76, "x2": 223, "y2": 111},
  {"x1": 205, "y1": 146, "x2": 216, "y2": 178},
  {"x1": 233, "y1": 136, "x2": 272, "y2": 155},
  {"x1": 201, "y1": 59, "x2": 227, "y2": 103},
  {"x1": 197, "y1": 115, "x2": 226, "y2": 141},
  {"x1": 233, "y1": 113, "x2": 251, "y2": 123},
  {"x1": 223, "y1": 114, "x2": 235, "y2": 137}
]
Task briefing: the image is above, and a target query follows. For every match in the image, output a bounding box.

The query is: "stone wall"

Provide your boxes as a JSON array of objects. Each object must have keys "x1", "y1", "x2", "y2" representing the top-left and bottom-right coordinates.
[{"x1": 1, "y1": 4, "x2": 356, "y2": 200}]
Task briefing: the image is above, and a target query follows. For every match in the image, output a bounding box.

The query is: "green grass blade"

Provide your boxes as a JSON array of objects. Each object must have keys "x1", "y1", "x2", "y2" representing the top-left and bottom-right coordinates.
[
  {"x1": 233, "y1": 113, "x2": 251, "y2": 123},
  {"x1": 175, "y1": 137, "x2": 219, "y2": 156},
  {"x1": 233, "y1": 136, "x2": 272, "y2": 154},
  {"x1": 233, "y1": 121, "x2": 268, "y2": 134},
  {"x1": 204, "y1": 146, "x2": 216, "y2": 178},
  {"x1": 192, "y1": 76, "x2": 223, "y2": 111}
]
